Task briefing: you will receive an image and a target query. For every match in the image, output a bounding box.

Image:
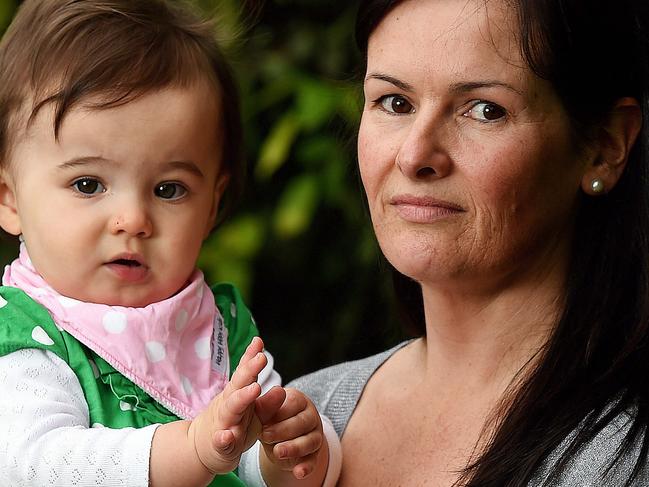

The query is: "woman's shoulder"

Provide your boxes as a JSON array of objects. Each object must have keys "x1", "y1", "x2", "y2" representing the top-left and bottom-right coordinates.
[
  {"x1": 533, "y1": 407, "x2": 649, "y2": 486},
  {"x1": 288, "y1": 341, "x2": 411, "y2": 436}
]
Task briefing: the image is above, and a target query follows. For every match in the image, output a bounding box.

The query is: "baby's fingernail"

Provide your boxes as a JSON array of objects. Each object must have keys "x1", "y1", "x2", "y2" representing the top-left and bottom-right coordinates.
[
  {"x1": 277, "y1": 446, "x2": 287, "y2": 459},
  {"x1": 295, "y1": 466, "x2": 310, "y2": 479}
]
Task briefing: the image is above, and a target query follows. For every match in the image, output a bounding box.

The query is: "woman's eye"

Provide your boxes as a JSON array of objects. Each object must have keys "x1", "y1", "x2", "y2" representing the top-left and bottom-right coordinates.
[
  {"x1": 464, "y1": 101, "x2": 507, "y2": 122},
  {"x1": 154, "y1": 182, "x2": 187, "y2": 200},
  {"x1": 378, "y1": 95, "x2": 414, "y2": 114},
  {"x1": 72, "y1": 178, "x2": 105, "y2": 195}
]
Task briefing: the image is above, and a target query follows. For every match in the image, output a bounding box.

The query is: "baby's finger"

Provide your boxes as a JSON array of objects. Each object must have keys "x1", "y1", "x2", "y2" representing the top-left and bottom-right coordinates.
[
  {"x1": 261, "y1": 409, "x2": 319, "y2": 444},
  {"x1": 228, "y1": 351, "x2": 267, "y2": 392},
  {"x1": 291, "y1": 452, "x2": 319, "y2": 480},
  {"x1": 265, "y1": 388, "x2": 309, "y2": 423},
  {"x1": 271, "y1": 429, "x2": 323, "y2": 461},
  {"x1": 260, "y1": 442, "x2": 301, "y2": 471},
  {"x1": 261, "y1": 445, "x2": 319, "y2": 474},
  {"x1": 239, "y1": 336, "x2": 265, "y2": 365},
  {"x1": 255, "y1": 386, "x2": 286, "y2": 425},
  {"x1": 219, "y1": 382, "x2": 261, "y2": 426}
]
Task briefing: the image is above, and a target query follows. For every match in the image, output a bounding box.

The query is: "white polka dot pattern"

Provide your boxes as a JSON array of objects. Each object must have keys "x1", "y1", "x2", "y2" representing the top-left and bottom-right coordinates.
[
  {"x1": 102, "y1": 312, "x2": 127, "y2": 334},
  {"x1": 119, "y1": 400, "x2": 134, "y2": 412},
  {"x1": 174, "y1": 309, "x2": 189, "y2": 331},
  {"x1": 144, "y1": 342, "x2": 166, "y2": 363},
  {"x1": 180, "y1": 376, "x2": 193, "y2": 395},
  {"x1": 57, "y1": 296, "x2": 80, "y2": 308},
  {"x1": 31, "y1": 326, "x2": 54, "y2": 346},
  {"x1": 194, "y1": 337, "x2": 211, "y2": 360}
]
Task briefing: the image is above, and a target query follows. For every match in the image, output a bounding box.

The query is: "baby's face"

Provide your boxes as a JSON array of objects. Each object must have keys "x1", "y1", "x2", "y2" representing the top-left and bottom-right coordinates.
[{"x1": 0, "y1": 83, "x2": 226, "y2": 306}]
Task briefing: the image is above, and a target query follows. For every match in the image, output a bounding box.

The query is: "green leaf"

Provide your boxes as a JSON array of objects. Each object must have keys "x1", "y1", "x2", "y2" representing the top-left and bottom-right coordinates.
[
  {"x1": 256, "y1": 113, "x2": 300, "y2": 180},
  {"x1": 198, "y1": 215, "x2": 266, "y2": 299},
  {"x1": 0, "y1": 0, "x2": 16, "y2": 32},
  {"x1": 273, "y1": 175, "x2": 320, "y2": 238},
  {"x1": 338, "y1": 85, "x2": 363, "y2": 125},
  {"x1": 203, "y1": 214, "x2": 266, "y2": 259},
  {"x1": 296, "y1": 80, "x2": 339, "y2": 131}
]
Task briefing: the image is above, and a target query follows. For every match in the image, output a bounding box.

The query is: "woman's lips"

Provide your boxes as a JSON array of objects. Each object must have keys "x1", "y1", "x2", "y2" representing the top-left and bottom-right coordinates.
[{"x1": 389, "y1": 195, "x2": 465, "y2": 223}]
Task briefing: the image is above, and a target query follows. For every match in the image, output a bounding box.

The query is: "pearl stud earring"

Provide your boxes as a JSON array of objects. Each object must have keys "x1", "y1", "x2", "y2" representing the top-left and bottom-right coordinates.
[{"x1": 591, "y1": 178, "x2": 605, "y2": 194}]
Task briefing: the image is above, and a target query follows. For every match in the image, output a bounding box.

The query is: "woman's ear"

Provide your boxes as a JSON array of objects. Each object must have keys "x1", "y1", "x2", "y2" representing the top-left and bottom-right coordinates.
[
  {"x1": 0, "y1": 171, "x2": 21, "y2": 235},
  {"x1": 581, "y1": 97, "x2": 642, "y2": 195}
]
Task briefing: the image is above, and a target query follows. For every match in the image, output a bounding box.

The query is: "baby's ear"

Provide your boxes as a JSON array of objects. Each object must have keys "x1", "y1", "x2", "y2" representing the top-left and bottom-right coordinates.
[
  {"x1": 0, "y1": 170, "x2": 21, "y2": 235},
  {"x1": 204, "y1": 173, "x2": 230, "y2": 238}
]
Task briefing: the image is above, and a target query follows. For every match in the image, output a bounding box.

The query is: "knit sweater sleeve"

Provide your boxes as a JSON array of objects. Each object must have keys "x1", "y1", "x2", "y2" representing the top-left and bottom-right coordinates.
[
  {"x1": 0, "y1": 348, "x2": 158, "y2": 487},
  {"x1": 288, "y1": 342, "x2": 409, "y2": 436}
]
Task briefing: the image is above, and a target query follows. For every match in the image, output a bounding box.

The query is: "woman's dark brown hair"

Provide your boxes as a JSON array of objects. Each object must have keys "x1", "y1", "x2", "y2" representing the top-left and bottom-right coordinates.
[
  {"x1": 357, "y1": 0, "x2": 649, "y2": 485},
  {"x1": 0, "y1": 0, "x2": 245, "y2": 220}
]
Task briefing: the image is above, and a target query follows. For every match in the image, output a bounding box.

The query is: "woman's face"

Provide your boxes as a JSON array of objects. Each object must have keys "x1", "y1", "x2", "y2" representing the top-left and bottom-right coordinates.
[{"x1": 359, "y1": 0, "x2": 593, "y2": 290}]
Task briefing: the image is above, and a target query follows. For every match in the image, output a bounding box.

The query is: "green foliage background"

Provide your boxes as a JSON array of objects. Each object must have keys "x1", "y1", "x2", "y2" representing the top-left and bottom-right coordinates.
[{"x1": 0, "y1": 0, "x2": 408, "y2": 382}]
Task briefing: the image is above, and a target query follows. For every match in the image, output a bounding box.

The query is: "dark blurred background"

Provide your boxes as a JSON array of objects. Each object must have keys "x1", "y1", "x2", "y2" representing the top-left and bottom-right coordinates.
[{"x1": 0, "y1": 0, "x2": 409, "y2": 382}]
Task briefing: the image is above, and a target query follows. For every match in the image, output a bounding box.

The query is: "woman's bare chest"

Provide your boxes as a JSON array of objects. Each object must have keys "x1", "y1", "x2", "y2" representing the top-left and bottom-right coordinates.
[{"x1": 337, "y1": 384, "x2": 488, "y2": 487}]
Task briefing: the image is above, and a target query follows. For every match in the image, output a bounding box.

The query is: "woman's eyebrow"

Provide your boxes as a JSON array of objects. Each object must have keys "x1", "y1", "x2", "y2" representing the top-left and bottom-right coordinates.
[
  {"x1": 365, "y1": 73, "x2": 522, "y2": 97},
  {"x1": 365, "y1": 72, "x2": 414, "y2": 92},
  {"x1": 447, "y1": 81, "x2": 523, "y2": 96}
]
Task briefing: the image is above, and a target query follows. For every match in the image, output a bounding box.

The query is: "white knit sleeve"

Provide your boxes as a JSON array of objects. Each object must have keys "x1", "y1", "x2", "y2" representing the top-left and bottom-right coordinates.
[
  {"x1": 258, "y1": 350, "x2": 282, "y2": 394},
  {"x1": 0, "y1": 348, "x2": 159, "y2": 487}
]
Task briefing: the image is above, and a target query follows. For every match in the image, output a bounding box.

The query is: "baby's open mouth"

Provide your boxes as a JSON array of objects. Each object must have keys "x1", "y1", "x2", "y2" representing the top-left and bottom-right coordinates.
[
  {"x1": 111, "y1": 259, "x2": 142, "y2": 267},
  {"x1": 105, "y1": 256, "x2": 149, "y2": 281}
]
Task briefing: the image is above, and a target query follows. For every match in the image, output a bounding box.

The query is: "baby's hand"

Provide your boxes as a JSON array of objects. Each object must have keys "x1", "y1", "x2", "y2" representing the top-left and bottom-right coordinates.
[
  {"x1": 189, "y1": 337, "x2": 267, "y2": 474},
  {"x1": 256, "y1": 387, "x2": 327, "y2": 481}
]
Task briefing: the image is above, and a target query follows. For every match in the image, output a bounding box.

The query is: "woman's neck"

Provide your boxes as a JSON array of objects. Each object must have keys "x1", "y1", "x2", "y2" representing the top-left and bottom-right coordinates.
[{"x1": 418, "y1": 260, "x2": 565, "y2": 395}]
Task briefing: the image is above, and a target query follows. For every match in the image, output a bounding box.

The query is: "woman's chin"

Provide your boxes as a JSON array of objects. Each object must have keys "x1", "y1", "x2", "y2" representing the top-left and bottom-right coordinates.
[{"x1": 379, "y1": 234, "x2": 462, "y2": 282}]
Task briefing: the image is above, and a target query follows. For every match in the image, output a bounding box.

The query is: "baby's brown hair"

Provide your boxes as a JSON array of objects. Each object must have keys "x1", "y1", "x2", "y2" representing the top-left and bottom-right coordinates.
[{"x1": 0, "y1": 0, "x2": 244, "y2": 218}]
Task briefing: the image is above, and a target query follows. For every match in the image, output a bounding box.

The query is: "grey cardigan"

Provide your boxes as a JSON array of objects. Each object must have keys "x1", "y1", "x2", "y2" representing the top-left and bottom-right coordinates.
[{"x1": 289, "y1": 342, "x2": 649, "y2": 486}]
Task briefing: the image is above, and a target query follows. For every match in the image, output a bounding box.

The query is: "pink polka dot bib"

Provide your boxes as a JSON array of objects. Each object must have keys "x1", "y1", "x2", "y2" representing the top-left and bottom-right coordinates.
[{"x1": 2, "y1": 244, "x2": 230, "y2": 419}]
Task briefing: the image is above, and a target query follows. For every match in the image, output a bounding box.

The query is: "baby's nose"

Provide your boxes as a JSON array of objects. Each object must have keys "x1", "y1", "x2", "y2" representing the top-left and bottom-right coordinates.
[{"x1": 110, "y1": 204, "x2": 153, "y2": 238}]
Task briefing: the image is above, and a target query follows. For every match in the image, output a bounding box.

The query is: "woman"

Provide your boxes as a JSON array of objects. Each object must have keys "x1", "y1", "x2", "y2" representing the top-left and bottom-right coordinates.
[{"x1": 290, "y1": 0, "x2": 649, "y2": 485}]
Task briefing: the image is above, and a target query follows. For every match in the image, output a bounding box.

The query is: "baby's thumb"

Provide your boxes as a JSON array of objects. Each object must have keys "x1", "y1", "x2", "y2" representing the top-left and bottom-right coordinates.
[
  {"x1": 254, "y1": 386, "x2": 286, "y2": 424},
  {"x1": 213, "y1": 429, "x2": 236, "y2": 455}
]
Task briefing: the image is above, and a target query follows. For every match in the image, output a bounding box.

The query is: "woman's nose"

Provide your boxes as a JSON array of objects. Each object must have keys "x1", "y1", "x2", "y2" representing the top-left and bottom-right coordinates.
[
  {"x1": 110, "y1": 202, "x2": 153, "y2": 238},
  {"x1": 395, "y1": 114, "x2": 452, "y2": 180}
]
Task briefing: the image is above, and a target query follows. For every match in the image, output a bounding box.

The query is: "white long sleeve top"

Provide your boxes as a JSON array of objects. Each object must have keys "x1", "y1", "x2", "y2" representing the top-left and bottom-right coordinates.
[{"x1": 0, "y1": 347, "x2": 282, "y2": 487}]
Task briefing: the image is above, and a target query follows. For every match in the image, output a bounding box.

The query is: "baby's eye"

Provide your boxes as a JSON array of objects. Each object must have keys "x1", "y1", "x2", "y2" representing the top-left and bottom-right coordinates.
[
  {"x1": 154, "y1": 182, "x2": 187, "y2": 200},
  {"x1": 377, "y1": 95, "x2": 414, "y2": 114},
  {"x1": 72, "y1": 178, "x2": 105, "y2": 195},
  {"x1": 463, "y1": 101, "x2": 507, "y2": 122}
]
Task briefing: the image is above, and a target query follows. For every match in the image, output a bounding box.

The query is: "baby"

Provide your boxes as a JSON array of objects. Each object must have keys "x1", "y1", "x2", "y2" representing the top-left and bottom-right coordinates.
[{"x1": 0, "y1": 1, "x2": 340, "y2": 486}]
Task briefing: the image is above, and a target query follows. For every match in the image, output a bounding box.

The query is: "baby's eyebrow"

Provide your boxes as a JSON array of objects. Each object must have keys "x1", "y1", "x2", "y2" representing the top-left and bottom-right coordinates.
[
  {"x1": 58, "y1": 156, "x2": 111, "y2": 169},
  {"x1": 165, "y1": 160, "x2": 205, "y2": 179},
  {"x1": 57, "y1": 157, "x2": 205, "y2": 178}
]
